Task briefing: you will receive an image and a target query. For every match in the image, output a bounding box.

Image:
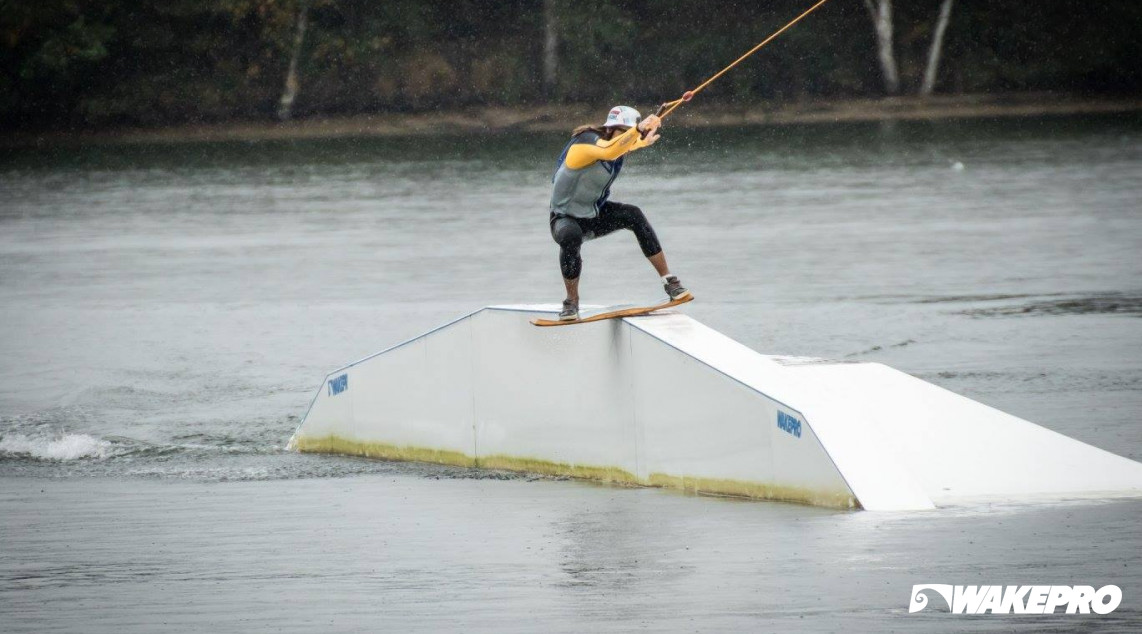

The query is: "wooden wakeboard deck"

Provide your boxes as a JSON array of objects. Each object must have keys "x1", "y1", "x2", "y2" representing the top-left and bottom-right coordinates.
[{"x1": 531, "y1": 294, "x2": 693, "y2": 327}]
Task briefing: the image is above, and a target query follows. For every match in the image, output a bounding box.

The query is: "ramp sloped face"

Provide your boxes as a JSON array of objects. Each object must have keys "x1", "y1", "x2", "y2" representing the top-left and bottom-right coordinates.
[
  {"x1": 290, "y1": 307, "x2": 1142, "y2": 510},
  {"x1": 629, "y1": 316, "x2": 1142, "y2": 509},
  {"x1": 785, "y1": 362, "x2": 1142, "y2": 507}
]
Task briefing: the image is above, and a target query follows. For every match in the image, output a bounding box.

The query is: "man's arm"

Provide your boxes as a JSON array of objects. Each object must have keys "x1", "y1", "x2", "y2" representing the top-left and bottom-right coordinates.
[
  {"x1": 564, "y1": 116, "x2": 662, "y2": 170},
  {"x1": 564, "y1": 127, "x2": 642, "y2": 169}
]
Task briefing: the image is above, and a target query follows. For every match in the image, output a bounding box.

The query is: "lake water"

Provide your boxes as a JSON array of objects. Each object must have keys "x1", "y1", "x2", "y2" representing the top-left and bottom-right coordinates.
[{"x1": 2, "y1": 114, "x2": 1141, "y2": 631}]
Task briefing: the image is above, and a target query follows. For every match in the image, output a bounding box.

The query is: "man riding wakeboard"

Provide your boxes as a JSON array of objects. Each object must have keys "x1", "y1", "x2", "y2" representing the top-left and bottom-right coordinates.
[{"x1": 548, "y1": 105, "x2": 691, "y2": 321}]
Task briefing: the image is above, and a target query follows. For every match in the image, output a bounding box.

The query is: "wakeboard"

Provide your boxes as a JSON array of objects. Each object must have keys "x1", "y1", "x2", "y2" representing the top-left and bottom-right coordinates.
[{"x1": 531, "y1": 294, "x2": 693, "y2": 327}]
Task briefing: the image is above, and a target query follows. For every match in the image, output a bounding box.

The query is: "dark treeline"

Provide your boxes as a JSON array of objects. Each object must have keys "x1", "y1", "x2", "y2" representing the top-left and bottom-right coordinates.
[{"x1": 3, "y1": 0, "x2": 1139, "y2": 130}]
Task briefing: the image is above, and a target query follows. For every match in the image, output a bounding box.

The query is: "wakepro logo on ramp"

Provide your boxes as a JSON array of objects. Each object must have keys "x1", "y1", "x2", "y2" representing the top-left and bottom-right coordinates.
[
  {"x1": 776, "y1": 411, "x2": 802, "y2": 438},
  {"x1": 909, "y1": 584, "x2": 1122, "y2": 615},
  {"x1": 327, "y1": 373, "x2": 348, "y2": 396}
]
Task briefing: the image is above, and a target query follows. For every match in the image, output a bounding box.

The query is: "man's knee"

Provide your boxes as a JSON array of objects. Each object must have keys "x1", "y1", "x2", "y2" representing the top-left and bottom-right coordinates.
[
  {"x1": 552, "y1": 219, "x2": 583, "y2": 247},
  {"x1": 621, "y1": 204, "x2": 647, "y2": 224}
]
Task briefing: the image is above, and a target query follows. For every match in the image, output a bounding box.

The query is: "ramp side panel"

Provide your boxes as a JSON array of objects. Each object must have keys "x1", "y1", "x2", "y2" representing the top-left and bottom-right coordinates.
[
  {"x1": 471, "y1": 309, "x2": 638, "y2": 476},
  {"x1": 296, "y1": 315, "x2": 477, "y2": 460},
  {"x1": 628, "y1": 326, "x2": 857, "y2": 508},
  {"x1": 296, "y1": 372, "x2": 354, "y2": 443}
]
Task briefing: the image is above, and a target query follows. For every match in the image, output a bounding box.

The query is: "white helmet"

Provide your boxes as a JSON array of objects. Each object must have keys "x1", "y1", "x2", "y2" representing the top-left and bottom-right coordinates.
[{"x1": 603, "y1": 105, "x2": 641, "y2": 129}]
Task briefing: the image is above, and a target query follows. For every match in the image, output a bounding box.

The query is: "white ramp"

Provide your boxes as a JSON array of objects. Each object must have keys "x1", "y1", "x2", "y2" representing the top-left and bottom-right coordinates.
[{"x1": 289, "y1": 306, "x2": 1142, "y2": 510}]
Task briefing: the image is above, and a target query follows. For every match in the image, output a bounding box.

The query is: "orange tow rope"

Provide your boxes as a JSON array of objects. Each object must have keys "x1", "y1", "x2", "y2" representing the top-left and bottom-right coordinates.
[{"x1": 653, "y1": 0, "x2": 834, "y2": 121}]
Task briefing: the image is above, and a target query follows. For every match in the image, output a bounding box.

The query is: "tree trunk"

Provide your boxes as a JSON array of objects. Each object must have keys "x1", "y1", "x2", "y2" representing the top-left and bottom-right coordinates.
[
  {"x1": 278, "y1": 0, "x2": 309, "y2": 121},
  {"x1": 919, "y1": 0, "x2": 954, "y2": 97},
  {"x1": 862, "y1": 0, "x2": 899, "y2": 95},
  {"x1": 543, "y1": 0, "x2": 559, "y2": 97}
]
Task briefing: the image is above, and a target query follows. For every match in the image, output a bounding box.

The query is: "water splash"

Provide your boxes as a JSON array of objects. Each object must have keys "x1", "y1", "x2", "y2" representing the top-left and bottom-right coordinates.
[{"x1": 0, "y1": 433, "x2": 111, "y2": 461}]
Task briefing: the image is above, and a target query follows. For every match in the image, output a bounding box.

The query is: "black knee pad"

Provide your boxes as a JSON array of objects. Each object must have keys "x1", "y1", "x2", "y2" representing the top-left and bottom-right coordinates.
[{"x1": 551, "y1": 217, "x2": 584, "y2": 249}]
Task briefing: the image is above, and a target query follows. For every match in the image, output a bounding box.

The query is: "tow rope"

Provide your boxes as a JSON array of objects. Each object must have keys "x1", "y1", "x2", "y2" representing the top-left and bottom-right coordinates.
[{"x1": 651, "y1": 0, "x2": 834, "y2": 121}]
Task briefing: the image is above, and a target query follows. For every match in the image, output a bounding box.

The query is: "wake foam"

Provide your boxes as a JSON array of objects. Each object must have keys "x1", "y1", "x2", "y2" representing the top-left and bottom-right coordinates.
[{"x1": 0, "y1": 433, "x2": 110, "y2": 461}]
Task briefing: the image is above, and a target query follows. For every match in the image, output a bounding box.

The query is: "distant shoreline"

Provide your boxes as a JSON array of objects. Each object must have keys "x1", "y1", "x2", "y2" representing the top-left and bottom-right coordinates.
[{"x1": 6, "y1": 93, "x2": 1140, "y2": 148}]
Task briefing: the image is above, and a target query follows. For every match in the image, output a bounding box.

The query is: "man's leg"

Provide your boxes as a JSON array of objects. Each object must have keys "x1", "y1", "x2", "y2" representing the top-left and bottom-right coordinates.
[
  {"x1": 562, "y1": 276, "x2": 579, "y2": 302},
  {"x1": 595, "y1": 201, "x2": 673, "y2": 272},
  {"x1": 551, "y1": 215, "x2": 586, "y2": 318},
  {"x1": 595, "y1": 202, "x2": 689, "y2": 299},
  {"x1": 595, "y1": 201, "x2": 662, "y2": 256},
  {"x1": 647, "y1": 251, "x2": 670, "y2": 277}
]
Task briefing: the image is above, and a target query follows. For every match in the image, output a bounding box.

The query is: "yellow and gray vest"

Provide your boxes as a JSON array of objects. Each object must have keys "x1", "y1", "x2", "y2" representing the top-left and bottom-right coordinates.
[{"x1": 550, "y1": 131, "x2": 625, "y2": 219}]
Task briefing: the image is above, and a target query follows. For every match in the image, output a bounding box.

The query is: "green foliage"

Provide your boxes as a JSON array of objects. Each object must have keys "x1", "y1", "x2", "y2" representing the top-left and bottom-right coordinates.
[
  {"x1": 21, "y1": 16, "x2": 114, "y2": 78},
  {"x1": 1, "y1": 0, "x2": 1139, "y2": 129}
]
